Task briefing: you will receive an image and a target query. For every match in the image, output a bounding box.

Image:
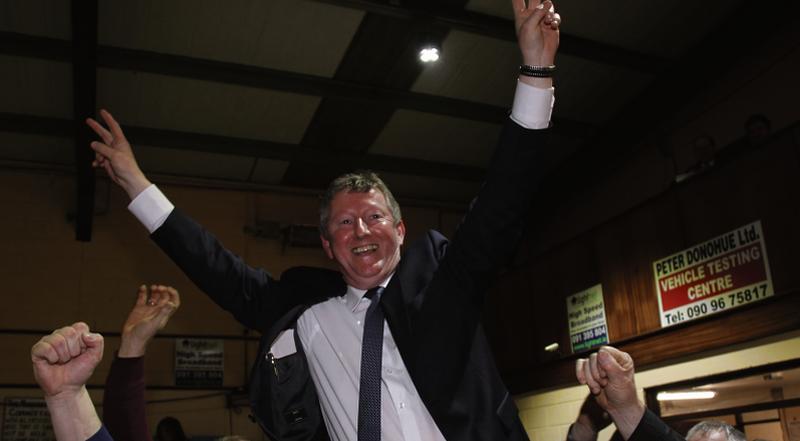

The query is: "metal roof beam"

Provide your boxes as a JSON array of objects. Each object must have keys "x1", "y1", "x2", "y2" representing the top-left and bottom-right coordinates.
[
  {"x1": 0, "y1": 112, "x2": 486, "y2": 183},
  {"x1": 0, "y1": 31, "x2": 595, "y2": 137},
  {"x1": 71, "y1": 0, "x2": 98, "y2": 242}
]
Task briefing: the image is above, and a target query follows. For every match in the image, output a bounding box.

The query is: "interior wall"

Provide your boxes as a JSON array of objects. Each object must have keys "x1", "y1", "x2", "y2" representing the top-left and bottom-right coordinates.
[
  {"x1": 668, "y1": 25, "x2": 800, "y2": 163},
  {"x1": 484, "y1": 15, "x2": 800, "y2": 391},
  {"x1": 781, "y1": 406, "x2": 800, "y2": 441},
  {"x1": 503, "y1": 23, "x2": 800, "y2": 440},
  {"x1": 745, "y1": 422, "x2": 784, "y2": 441},
  {"x1": 488, "y1": 127, "x2": 800, "y2": 391},
  {"x1": 530, "y1": 24, "x2": 800, "y2": 257}
]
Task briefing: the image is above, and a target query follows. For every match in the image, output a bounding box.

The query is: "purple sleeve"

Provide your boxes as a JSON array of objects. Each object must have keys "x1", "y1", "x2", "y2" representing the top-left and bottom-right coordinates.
[
  {"x1": 102, "y1": 354, "x2": 152, "y2": 441},
  {"x1": 87, "y1": 425, "x2": 115, "y2": 441}
]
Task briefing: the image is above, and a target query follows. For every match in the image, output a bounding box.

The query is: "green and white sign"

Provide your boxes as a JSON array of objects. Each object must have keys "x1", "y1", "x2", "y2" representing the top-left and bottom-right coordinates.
[
  {"x1": 175, "y1": 338, "x2": 224, "y2": 387},
  {"x1": 567, "y1": 284, "x2": 609, "y2": 353}
]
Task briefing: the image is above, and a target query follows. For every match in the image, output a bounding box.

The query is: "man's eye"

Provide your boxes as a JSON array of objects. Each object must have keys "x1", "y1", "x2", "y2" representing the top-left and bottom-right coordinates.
[
  {"x1": 370, "y1": 213, "x2": 382, "y2": 220},
  {"x1": 340, "y1": 219, "x2": 352, "y2": 225}
]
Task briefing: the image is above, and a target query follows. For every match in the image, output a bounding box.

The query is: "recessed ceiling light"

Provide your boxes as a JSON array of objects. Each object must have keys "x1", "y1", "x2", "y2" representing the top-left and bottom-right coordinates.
[{"x1": 419, "y1": 46, "x2": 440, "y2": 63}]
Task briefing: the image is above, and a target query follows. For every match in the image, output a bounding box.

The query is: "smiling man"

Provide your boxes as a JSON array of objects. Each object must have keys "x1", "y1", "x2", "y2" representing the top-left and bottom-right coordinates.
[
  {"x1": 87, "y1": 2, "x2": 562, "y2": 440},
  {"x1": 320, "y1": 176, "x2": 405, "y2": 290}
]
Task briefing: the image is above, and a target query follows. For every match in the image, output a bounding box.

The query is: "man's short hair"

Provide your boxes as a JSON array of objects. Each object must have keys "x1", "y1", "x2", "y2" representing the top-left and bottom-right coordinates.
[
  {"x1": 686, "y1": 420, "x2": 745, "y2": 441},
  {"x1": 319, "y1": 170, "x2": 402, "y2": 239}
]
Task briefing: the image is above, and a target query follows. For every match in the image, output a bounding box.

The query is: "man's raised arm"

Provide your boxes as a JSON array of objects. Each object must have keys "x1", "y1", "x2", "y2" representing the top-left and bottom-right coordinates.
[
  {"x1": 576, "y1": 346, "x2": 686, "y2": 441},
  {"x1": 31, "y1": 322, "x2": 110, "y2": 441},
  {"x1": 104, "y1": 285, "x2": 180, "y2": 441},
  {"x1": 84, "y1": 110, "x2": 289, "y2": 332}
]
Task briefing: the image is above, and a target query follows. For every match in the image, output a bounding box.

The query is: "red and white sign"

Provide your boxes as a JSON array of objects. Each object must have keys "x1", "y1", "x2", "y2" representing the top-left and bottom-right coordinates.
[{"x1": 653, "y1": 221, "x2": 773, "y2": 327}]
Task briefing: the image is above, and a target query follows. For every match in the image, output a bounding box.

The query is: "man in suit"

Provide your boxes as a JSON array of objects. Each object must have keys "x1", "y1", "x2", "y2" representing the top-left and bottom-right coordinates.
[
  {"x1": 87, "y1": 1, "x2": 562, "y2": 439},
  {"x1": 686, "y1": 421, "x2": 745, "y2": 441}
]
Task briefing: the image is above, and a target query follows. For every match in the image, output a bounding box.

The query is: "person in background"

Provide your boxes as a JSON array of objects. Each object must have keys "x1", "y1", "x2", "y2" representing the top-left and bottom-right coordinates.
[
  {"x1": 575, "y1": 346, "x2": 685, "y2": 441},
  {"x1": 566, "y1": 393, "x2": 623, "y2": 441},
  {"x1": 104, "y1": 285, "x2": 180, "y2": 441},
  {"x1": 675, "y1": 134, "x2": 716, "y2": 184},
  {"x1": 154, "y1": 417, "x2": 189, "y2": 441},
  {"x1": 31, "y1": 322, "x2": 111, "y2": 441},
  {"x1": 744, "y1": 114, "x2": 772, "y2": 149},
  {"x1": 717, "y1": 113, "x2": 773, "y2": 164},
  {"x1": 30, "y1": 286, "x2": 249, "y2": 441},
  {"x1": 686, "y1": 421, "x2": 745, "y2": 441},
  {"x1": 104, "y1": 285, "x2": 250, "y2": 441}
]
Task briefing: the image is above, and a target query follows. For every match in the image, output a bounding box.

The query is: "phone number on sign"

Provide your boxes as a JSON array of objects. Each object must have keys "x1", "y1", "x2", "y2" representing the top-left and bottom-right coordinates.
[
  {"x1": 662, "y1": 283, "x2": 771, "y2": 326},
  {"x1": 571, "y1": 325, "x2": 607, "y2": 345}
]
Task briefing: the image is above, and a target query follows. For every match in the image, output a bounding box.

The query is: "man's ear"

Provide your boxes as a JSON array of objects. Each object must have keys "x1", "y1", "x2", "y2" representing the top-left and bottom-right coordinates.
[
  {"x1": 396, "y1": 220, "x2": 406, "y2": 245},
  {"x1": 320, "y1": 235, "x2": 334, "y2": 259}
]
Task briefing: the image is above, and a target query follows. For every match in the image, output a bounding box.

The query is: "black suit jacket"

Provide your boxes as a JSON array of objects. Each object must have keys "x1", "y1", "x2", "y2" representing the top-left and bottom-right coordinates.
[
  {"x1": 150, "y1": 119, "x2": 549, "y2": 440},
  {"x1": 629, "y1": 410, "x2": 686, "y2": 441}
]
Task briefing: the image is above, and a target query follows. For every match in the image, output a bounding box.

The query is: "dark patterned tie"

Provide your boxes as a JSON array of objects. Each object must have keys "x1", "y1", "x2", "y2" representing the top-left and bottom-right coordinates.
[{"x1": 358, "y1": 286, "x2": 385, "y2": 441}]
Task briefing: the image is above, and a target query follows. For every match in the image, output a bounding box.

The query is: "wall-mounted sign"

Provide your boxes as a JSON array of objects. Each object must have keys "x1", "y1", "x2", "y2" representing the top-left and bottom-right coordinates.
[
  {"x1": 567, "y1": 284, "x2": 609, "y2": 353},
  {"x1": 2, "y1": 397, "x2": 55, "y2": 441},
  {"x1": 175, "y1": 338, "x2": 224, "y2": 387},
  {"x1": 653, "y1": 221, "x2": 773, "y2": 328}
]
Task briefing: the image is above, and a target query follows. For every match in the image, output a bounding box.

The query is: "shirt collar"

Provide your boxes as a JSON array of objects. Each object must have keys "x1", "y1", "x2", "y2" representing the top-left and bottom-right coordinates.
[{"x1": 345, "y1": 273, "x2": 394, "y2": 312}]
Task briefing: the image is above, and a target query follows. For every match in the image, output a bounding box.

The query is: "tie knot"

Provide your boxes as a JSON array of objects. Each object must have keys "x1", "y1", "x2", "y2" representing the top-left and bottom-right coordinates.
[{"x1": 364, "y1": 286, "x2": 384, "y2": 300}]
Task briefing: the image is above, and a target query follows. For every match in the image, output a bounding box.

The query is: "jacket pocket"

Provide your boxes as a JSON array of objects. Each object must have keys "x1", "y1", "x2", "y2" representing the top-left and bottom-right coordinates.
[{"x1": 251, "y1": 334, "x2": 328, "y2": 440}]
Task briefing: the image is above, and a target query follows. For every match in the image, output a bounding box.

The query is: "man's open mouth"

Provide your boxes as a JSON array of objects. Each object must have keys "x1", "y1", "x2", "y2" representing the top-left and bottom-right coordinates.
[{"x1": 352, "y1": 244, "x2": 378, "y2": 255}]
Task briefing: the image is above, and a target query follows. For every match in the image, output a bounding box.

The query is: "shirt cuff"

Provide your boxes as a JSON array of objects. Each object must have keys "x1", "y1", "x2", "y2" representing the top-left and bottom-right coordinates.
[
  {"x1": 510, "y1": 81, "x2": 554, "y2": 129},
  {"x1": 127, "y1": 184, "x2": 174, "y2": 234}
]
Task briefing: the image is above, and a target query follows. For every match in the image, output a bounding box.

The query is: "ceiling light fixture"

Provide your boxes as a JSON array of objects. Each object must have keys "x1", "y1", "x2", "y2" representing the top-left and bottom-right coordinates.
[
  {"x1": 419, "y1": 46, "x2": 440, "y2": 63},
  {"x1": 656, "y1": 391, "x2": 717, "y2": 401}
]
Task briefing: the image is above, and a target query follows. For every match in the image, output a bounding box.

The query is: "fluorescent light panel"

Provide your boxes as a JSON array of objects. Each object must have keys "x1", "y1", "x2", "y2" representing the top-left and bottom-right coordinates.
[{"x1": 657, "y1": 391, "x2": 717, "y2": 401}]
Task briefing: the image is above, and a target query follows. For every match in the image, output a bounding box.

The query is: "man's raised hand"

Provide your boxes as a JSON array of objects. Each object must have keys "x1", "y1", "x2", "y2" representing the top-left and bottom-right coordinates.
[
  {"x1": 31, "y1": 322, "x2": 104, "y2": 398},
  {"x1": 512, "y1": 0, "x2": 561, "y2": 67},
  {"x1": 86, "y1": 109, "x2": 151, "y2": 199},
  {"x1": 119, "y1": 285, "x2": 181, "y2": 358},
  {"x1": 576, "y1": 346, "x2": 645, "y2": 440}
]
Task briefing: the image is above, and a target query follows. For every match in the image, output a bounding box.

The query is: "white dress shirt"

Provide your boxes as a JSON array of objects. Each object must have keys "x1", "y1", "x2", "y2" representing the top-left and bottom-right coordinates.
[
  {"x1": 127, "y1": 81, "x2": 554, "y2": 441},
  {"x1": 296, "y1": 281, "x2": 446, "y2": 441}
]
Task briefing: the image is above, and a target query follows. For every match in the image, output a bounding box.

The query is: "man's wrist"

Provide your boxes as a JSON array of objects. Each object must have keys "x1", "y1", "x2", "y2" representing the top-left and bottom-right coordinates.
[
  {"x1": 118, "y1": 336, "x2": 147, "y2": 358},
  {"x1": 519, "y1": 54, "x2": 555, "y2": 89},
  {"x1": 45, "y1": 386, "x2": 103, "y2": 441},
  {"x1": 607, "y1": 401, "x2": 646, "y2": 440},
  {"x1": 522, "y1": 48, "x2": 554, "y2": 73},
  {"x1": 125, "y1": 176, "x2": 152, "y2": 201},
  {"x1": 44, "y1": 385, "x2": 87, "y2": 406},
  {"x1": 518, "y1": 75, "x2": 553, "y2": 89}
]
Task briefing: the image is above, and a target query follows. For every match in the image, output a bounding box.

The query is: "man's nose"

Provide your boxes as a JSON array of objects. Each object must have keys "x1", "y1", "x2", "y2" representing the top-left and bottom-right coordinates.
[{"x1": 354, "y1": 217, "x2": 370, "y2": 237}]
